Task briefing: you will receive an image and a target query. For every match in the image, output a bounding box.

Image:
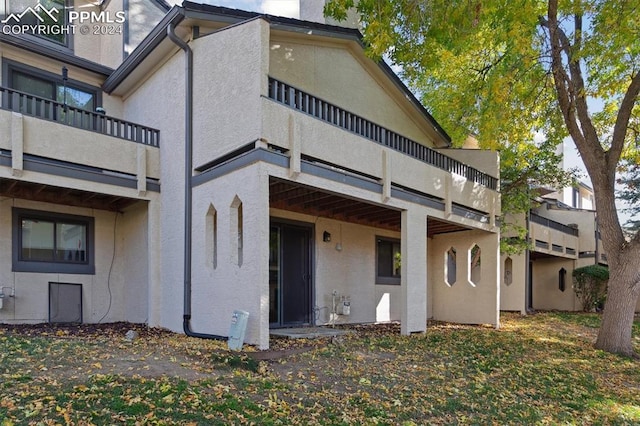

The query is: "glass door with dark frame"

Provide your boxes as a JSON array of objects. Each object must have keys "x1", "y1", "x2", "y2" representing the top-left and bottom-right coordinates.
[{"x1": 269, "y1": 223, "x2": 312, "y2": 328}]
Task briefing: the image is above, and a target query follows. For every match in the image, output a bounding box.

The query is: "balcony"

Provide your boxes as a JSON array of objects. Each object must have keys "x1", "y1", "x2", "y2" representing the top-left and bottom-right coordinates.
[
  {"x1": 0, "y1": 86, "x2": 159, "y2": 146},
  {"x1": 530, "y1": 213, "x2": 579, "y2": 237},
  {"x1": 267, "y1": 77, "x2": 498, "y2": 190},
  {"x1": 0, "y1": 86, "x2": 160, "y2": 200},
  {"x1": 529, "y1": 212, "x2": 579, "y2": 258}
]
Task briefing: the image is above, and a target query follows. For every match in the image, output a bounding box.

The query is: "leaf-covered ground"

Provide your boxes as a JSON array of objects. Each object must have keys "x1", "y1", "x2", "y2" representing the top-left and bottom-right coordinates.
[{"x1": 1, "y1": 312, "x2": 638, "y2": 425}]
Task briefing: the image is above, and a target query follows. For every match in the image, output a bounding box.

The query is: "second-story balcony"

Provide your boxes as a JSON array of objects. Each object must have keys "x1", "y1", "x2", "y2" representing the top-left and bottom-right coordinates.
[
  {"x1": 0, "y1": 86, "x2": 160, "y2": 191},
  {"x1": 0, "y1": 86, "x2": 160, "y2": 146},
  {"x1": 267, "y1": 78, "x2": 498, "y2": 191},
  {"x1": 260, "y1": 77, "x2": 500, "y2": 226},
  {"x1": 529, "y1": 212, "x2": 579, "y2": 259}
]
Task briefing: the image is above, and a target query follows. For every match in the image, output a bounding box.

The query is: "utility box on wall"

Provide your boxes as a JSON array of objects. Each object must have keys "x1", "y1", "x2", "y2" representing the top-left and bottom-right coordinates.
[
  {"x1": 228, "y1": 310, "x2": 250, "y2": 351},
  {"x1": 341, "y1": 296, "x2": 351, "y2": 316}
]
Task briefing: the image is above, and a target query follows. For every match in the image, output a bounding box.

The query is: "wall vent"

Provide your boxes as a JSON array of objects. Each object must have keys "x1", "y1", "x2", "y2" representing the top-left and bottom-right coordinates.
[{"x1": 49, "y1": 282, "x2": 83, "y2": 324}]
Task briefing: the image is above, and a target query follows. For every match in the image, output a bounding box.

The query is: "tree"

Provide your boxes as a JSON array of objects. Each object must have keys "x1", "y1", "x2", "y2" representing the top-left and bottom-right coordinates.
[
  {"x1": 617, "y1": 157, "x2": 640, "y2": 233},
  {"x1": 326, "y1": 0, "x2": 640, "y2": 356}
]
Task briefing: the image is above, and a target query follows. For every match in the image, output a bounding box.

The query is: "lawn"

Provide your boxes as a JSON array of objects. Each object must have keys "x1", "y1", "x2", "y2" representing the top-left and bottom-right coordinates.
[{"x1": 1, "y1": 312, "x2": 638, "y2": 425}]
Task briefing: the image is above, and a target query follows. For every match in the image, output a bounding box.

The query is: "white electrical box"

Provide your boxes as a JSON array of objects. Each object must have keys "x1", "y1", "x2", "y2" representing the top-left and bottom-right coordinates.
[{"x1": 228, "y1": 310, "x2": 250, "y2": 351}]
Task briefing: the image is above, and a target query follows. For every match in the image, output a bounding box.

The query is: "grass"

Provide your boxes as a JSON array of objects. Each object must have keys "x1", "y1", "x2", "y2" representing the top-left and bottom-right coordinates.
[{"x1": 0, "y1": 312, "x2": 639, "y2": 425}]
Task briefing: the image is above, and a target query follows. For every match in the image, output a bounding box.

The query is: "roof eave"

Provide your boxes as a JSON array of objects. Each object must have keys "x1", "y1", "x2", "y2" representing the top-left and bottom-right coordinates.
[{"x1": 103, "y1": 6, "x2": 184, "y2": 93}]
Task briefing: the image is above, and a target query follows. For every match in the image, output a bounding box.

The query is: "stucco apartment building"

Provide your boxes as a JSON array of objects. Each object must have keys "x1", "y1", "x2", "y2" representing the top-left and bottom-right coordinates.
[
  {"x1": 501, "y1": 181, "x2": 640, "y2": 314},
  {"x1": 0, "y1": 0, "x2": 501, "y2": 348}
]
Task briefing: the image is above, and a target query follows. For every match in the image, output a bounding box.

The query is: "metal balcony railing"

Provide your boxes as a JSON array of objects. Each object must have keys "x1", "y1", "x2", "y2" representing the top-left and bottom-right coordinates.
[
  {"x1": 0, "y1": 86, "x2": 159, "y2": 147},
  {"x1": 267, "y1": 77, "x2": 498, "y2": 190}
]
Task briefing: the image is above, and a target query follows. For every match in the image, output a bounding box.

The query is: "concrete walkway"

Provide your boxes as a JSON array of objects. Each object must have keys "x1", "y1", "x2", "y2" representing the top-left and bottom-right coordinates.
[{"x1": 270, "y1": 326, "x2": 351, "y2": 339}]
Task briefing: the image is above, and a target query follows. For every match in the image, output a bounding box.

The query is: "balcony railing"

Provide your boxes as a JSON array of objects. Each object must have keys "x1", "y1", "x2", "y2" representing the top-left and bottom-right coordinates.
[
  {"x1": 267, "y1": 77, "x2": 498, "y2": 190},
  {"x1": 0, "y1": 86, "x2": 159, "y2": 147},
  {"x1": 530, "y1": 212, "x2": 579, "y2": 236}
]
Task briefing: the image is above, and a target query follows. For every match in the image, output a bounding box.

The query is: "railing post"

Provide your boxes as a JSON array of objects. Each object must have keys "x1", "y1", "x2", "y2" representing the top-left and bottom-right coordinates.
[{"x1": 287, "y1": 86, "x2": 295, "y2": 107}]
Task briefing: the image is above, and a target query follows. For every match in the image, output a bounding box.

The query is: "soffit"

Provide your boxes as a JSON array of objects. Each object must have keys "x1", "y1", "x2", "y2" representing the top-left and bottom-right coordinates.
[
  {"x1": 0, "y1": 178, "x2": 140, "y2": 211},
  {"x1": 269, "y1": 177, "x2": 468, "y2": 237}
]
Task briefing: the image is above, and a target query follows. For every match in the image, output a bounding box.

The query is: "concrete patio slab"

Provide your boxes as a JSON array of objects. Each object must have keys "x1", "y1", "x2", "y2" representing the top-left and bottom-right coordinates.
[{"x1": 270, "y1": 327, "x2": 352, "y2": 339}]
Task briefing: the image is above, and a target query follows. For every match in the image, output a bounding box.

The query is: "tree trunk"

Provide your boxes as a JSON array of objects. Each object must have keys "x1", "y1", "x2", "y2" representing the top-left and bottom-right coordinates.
[{"x1": 595, "y1": 265, "x2": 640, "y2": 357}]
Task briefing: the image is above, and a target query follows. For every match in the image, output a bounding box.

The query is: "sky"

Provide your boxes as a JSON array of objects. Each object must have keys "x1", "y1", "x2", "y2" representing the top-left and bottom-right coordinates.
[{"x1": 183, "y1": 0, "x2": 634, "y2": 226}]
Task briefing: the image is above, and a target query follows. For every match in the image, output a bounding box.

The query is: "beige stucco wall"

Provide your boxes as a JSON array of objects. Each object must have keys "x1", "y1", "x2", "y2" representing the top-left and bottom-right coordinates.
[
  {"x1": 535, "y1": 207, "x2": 597, "y2": 254},
  {"x1": 192, "y1": 18, "x2": 268, "y2": 163},
  {"x1": 500, "y1": 253, "x2": 526, "y2": 313},
  {"x1": 71, "y1": 0, "x2": 112, "y2": 66},
  {"x1": 531, "y1": 257, "x2": 578, "y2": 311},
  {"x1": 429, "y1": 229, "x2": 500, "y2": 326},
  {"x1": 529, "y1": 221, "x2": 579, "y2": 259},
  {"x1": 0, "y1": 110, "x2": 159, "y2": 180},
  {"x1": 268, "y1": 36, "x2": 440, "y2": 148},
  {"x1": 0, "y1": 198, "x2": 150, "y2": 324},
  {"x1": 191, "y1": 164, "x2": 271, "y2": 349},
  {"x1": 69, "y1": 0, "x2": 163, "y2": 68},
  {"x1": 121, "y1": 43, "x2": 185, "y2": 330}
]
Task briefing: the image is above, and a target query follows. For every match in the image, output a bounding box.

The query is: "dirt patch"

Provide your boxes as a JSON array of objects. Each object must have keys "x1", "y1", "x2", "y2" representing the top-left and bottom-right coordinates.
[
  {"x1": 1, "y1": 321, "x2": 404, "y2": 383},
  {"x1": 1, "y1": 322, "x2": 230, "y2": 382}
]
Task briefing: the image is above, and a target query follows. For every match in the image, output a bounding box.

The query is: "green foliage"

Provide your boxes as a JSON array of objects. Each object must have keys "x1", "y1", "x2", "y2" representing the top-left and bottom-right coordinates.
[{"x1": 573, "y1": 265, "x2": 610, "y2": 312}]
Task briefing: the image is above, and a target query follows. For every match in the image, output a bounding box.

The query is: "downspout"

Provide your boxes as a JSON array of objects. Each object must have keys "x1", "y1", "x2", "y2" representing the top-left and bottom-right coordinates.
[
  {"x1": 167, "y1": 23, "x2": 225, "y2": 340},
  {"x1": 525, "y1": 209, "x2": 532, "y2": 313}
]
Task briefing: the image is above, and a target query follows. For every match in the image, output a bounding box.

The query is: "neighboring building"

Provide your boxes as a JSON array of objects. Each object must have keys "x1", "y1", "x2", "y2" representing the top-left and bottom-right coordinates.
[
  {"x1": 501, "y1": 182, "x2": 640, "y2": 313},
  {"x1": 0, "y1": 0, "x2": 170, "y2": 325},
  {"x1": 0, "y1": 1, "x2": 501, "y2": 348}
]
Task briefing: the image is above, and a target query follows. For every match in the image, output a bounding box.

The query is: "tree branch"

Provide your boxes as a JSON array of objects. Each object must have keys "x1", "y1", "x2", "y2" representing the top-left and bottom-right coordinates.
[
  {"x1": 544, "y1": 0, "x2": 604, "y2": 168},
  {"x1": 610, "y1": 71, "x2": 640, "y2": 164},
  {"x1": 540, "y1": 6, "x2": 584, "y2": 146}
]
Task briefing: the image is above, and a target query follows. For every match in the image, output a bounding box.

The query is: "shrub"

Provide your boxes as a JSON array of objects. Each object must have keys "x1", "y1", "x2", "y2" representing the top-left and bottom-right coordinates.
[{"x1": 572, "y1": 265, "x2": 609, "y2": 312}]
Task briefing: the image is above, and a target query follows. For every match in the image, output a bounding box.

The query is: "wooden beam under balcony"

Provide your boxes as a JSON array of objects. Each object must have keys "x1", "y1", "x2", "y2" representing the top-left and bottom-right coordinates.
[{"x1": 0, "y1": 178, "x2": 141, "y2": 212}]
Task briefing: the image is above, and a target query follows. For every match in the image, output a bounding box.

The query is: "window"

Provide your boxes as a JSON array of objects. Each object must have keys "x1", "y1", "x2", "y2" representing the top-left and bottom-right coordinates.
[
  {"x1": 469, "y1": 244, "x2": 481, "y2": 286},
  {"x1": 230, "y1": 196, "x2": 243, "y2": 266},
  {"x1": 559, "y1": 267, "x2": 567, "y2": 292},
  {"x1": 12, "y1": 208, "x2": 95, "y2": 274},
  {"x1": 206, "y1": 204, "x2": 217, "y2": 269},
  {"x1": 11, "y1": 69, "x2": 95, "y2": 110},
  {"x1": 4, "y1": 60, "x2": 98, "y2": 116},
  {"x1": 445, "y1": 247, "x2": 457, "y2": 286},
  {"x1": 504, "y1": 257, "x2": 513, "y2": 286},
  {"x1": 376, "y1": 237, "x2": 401, "y2": 285},
  {"x1": 9, "y1": 0, "x2": 70, "y2": 46}
]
